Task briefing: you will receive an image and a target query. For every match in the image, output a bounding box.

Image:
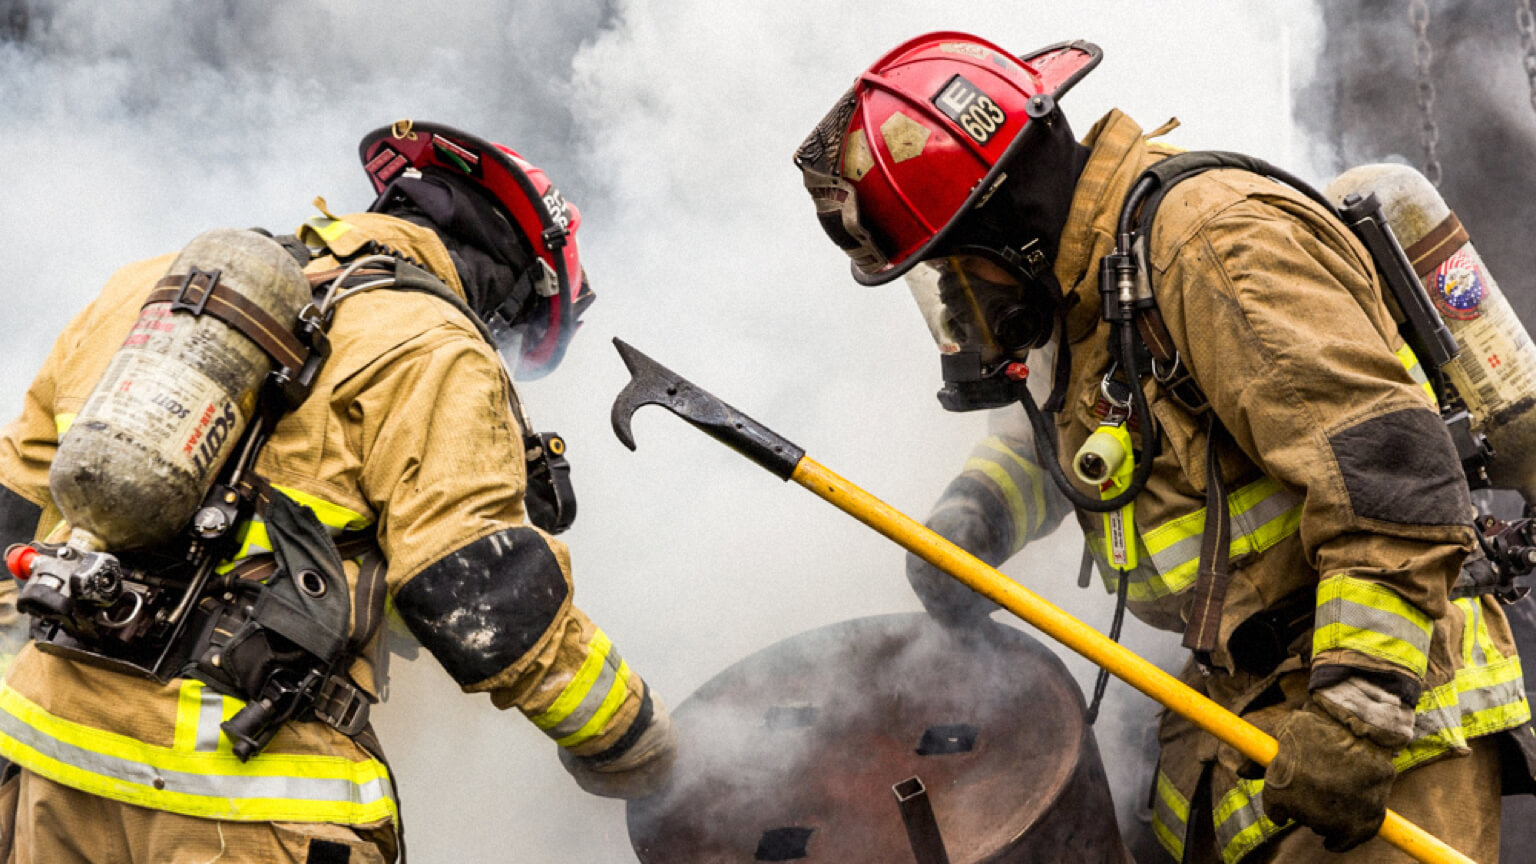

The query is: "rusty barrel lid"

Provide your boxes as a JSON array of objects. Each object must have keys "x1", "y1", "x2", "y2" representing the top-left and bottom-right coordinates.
[{"x1": 626, "y1": 613, "x2": 1102, "y2": 863}]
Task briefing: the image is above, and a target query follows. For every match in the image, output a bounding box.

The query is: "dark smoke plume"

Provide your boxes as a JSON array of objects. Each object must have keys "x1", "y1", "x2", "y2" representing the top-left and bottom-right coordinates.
[{"x1": 1300, "y1": 0, "x2": 1536, "y2": 324}]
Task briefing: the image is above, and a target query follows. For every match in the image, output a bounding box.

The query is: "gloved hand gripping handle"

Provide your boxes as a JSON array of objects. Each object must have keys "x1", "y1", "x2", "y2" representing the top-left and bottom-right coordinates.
[{"x1": 607, "y1": 338, "x2": 1477, "y2": 864}]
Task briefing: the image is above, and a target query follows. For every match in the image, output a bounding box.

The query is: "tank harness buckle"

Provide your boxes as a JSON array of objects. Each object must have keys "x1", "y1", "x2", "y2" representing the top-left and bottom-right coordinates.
[
  {"x1": 312, "y1": 674, "x2": 373, "y2": 737},
  {"x1": 169, "y1": 267, "x2": 222, "y2": 317}
]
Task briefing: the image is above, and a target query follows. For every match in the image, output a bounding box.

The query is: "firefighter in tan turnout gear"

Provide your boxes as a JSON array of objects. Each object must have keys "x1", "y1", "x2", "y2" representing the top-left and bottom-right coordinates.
[
  {"x1": 0, "y1": 121, "x2": 674, "y2": 862},
  {"x1": 795, "y1": 32, "x2": 1533, "y2": 863}
]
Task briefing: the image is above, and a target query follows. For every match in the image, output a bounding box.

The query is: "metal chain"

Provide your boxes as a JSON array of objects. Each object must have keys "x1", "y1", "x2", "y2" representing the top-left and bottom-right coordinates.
[
  {"x1": 1410, "y1": 0, "x2": 1443, "y2": 187},
  {"x1": 1518, "y1": 0, "x2": 1536, "y2": 117}
]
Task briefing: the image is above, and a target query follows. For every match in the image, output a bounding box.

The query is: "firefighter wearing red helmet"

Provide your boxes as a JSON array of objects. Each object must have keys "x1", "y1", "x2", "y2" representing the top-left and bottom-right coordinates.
[
  {"x1": 796, "y1": 33, "x2": 1528, "y2": 862},
  {"x1": 0, "y1": 120, "x2": 672, "y2": 861}
]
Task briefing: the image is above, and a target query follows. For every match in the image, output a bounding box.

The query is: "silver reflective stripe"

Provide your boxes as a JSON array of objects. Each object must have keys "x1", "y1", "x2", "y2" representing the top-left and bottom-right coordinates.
[
  {"x1": 1147, "y1": 531, "x2": 1201, "y2": 578},
  {"x1": 544, "y1": 647, "x2": 624, "y2": 741},
  {"x1": 1213, "y1": 780, "x2": 1283, "y2": 864},
  {"x1": 196, "y1": 688, "x2": 224, "y2": 753},
  {"x1": 1466, "y1": 601, "x2": 1487, "y2": 666},
  {"x1": 1410, "y1": 670, "x2": 1526, "y2": 743},
  {"x1": 1230, "y1": 488, "x2": 1301, "y2": 545},
  {"x1": 1151, "y1": 770, "x2": 1189, "y2": 860},
  {"x1": 0, "y1": 702, "x2": 395, "y2": 810}
]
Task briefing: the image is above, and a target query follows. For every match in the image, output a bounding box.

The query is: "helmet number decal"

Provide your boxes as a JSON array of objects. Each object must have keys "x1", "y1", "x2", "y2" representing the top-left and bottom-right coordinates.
[
  {"x1": 542, "y1": 186, "x2": 571, "y2": 232},
  {"x1": 933, "y1": 74, "x2": 1007, "y2": 146}
]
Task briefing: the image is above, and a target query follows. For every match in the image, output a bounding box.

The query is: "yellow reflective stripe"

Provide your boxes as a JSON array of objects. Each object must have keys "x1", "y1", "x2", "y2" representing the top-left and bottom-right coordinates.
[
  {"x1": 217, "y1": 487, "x2": 371, "y2": 573},
  {"x1": 1136, "y1": 476, "x2": 1302, "y2": 596},
  {"x1": 965, "y1": 457, "x2": 1030, "y2": 552},
  {"x1": 1313, "y1": 623, "x2": 1430, "y2": 675},
  {"x1": 1395, "y1": 343, "x2": 1437, "y2": 404},
  {"x1": 1213, "y1": 778, "x2": 1284, "y2": 864},
  {"x1": 173, "y1": 681, "x2": 202, "y2": 752},
  {"x1": 173, "y1": 681, "x2": 231, "y2": 754},
  {"x1": 1151, "y1": 769, "x2": 1189, "y2": 860},
  {"x1": 531, "y1": 630, "x2": 613, "y2": 731},
  {"x1": 1397, "y1": 653, "x2": 1530, "y2": 771},
  {"x1": 304, "y1": 216, "x2": 354, "y2": 245},
  {"x1": 553, "y1": 660, "x2": 633, "y2": 749},
  {"x1": 1083, "y1": 540, "x2": 1172, "y2": 603},
  {"x1": 1460, "y1": 598, "x2": 1506, "y2": 666},
  {"x1": 271, "y1": 485, "x2": 372, "y2": 532},
  {"x1": 1313, "y1": 575, "x2": 1434, "y2": 676},
  {"x1": 1459, "y1": 596, "x2": 1479, "y2": 665},
  {"x1": 979, "y1": 437, "x2": 1047, "y2": 533},
  {"x1": 0, "y1": 682, "x2": 396, "y2": 824},
  {"x1": 54, "y1": 413, "x2": 76, "y2": 437}
]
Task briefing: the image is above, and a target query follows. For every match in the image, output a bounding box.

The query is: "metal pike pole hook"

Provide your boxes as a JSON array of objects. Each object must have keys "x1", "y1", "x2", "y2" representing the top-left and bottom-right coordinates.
[{"x1": 609, "y1": 337, "x2": 1475, "y2": 864}]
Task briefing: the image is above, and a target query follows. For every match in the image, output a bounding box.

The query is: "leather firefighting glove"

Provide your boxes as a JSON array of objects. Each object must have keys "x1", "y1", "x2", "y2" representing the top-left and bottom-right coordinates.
[
  {"x1": 558, "y1": 695, "x2": 677, "y2": 800},
  {"x1": 905, "y1": 505, "x2": 1004, "y2": 628},
  {"x1": 1260, "y1": 677, "x2": 1413, "y2": 852}
]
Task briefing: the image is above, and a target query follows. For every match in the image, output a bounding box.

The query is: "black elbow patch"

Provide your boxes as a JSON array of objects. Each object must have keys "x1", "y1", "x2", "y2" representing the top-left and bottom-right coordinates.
[
  {"x1": 1329, "y1": 407, "x2": 1471, "y2": 526},
  {"x1": 0, "y1": 485, "x2": 42, "y2": 547},
  {"x1": 394, "y1": 526, "x2": 569, "y2": 686}
]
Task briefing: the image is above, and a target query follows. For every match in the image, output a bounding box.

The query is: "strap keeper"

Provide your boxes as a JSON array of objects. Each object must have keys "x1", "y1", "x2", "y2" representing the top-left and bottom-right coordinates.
[
  {"x1": 268, "y1": 304, "x2": 330, "y2": 409},
  {"x1": 542, "y1": 225, "x2": 568, "y2": 251},
  {"x1": 313, "y1": 674, "x2": 372, "y2": 737},
  {"x1": 170, "y1": 268, "x2": 221, "y2": 317}
]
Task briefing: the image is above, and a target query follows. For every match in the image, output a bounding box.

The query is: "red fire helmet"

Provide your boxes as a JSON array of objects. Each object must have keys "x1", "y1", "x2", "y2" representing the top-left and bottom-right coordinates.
[
  {"x1": 795, "y1": 33, "x2": 1101, "y2": 285},
  {"x1": 359, "y1": 120, "x2": 593, "y2": 379}
]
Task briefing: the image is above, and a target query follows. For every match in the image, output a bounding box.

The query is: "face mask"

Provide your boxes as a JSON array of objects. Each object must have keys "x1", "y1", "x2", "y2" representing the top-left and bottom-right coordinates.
[{"x1": 905, "y1": 256, "x2": 1056, "y2": 411}]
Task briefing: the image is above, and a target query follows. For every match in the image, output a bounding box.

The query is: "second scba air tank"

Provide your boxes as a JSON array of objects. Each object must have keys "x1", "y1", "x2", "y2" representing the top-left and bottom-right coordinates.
[
  {"x1": 1327, "y1": 164, "x2": 1536, "y2": 503},
  {"x1": 49, "y1": 228, "x2": 311, "y2": 554}
]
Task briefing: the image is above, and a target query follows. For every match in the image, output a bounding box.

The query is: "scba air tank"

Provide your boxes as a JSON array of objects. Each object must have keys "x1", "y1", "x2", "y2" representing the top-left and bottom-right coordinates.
[
  {"x1": 1327, "y1": 164, "x2": 1536, "y2": 502},
  {"x1": 50, "y1": 229, "x2": 310, "y2": 551}
]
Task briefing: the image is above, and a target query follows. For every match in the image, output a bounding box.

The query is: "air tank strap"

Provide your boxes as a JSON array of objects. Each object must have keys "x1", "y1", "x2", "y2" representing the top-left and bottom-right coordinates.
[
  {"x1": 1403, "y1": 211, "x2": 1470, "y2": 279},
  {"x1": 146, "y1": 271, "x2": 311, "y2": 373}
]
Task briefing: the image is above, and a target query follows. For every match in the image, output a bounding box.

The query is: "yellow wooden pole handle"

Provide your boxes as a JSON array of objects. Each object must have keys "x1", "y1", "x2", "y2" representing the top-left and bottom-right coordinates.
[{"x1": 789, "y1": 457, "x2": 1476, "y2": 864}]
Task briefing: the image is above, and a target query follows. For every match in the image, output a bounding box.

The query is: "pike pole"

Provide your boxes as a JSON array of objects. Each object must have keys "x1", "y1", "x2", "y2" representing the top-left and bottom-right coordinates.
[{"x1": 608, "y1": 338, "x2": 1476, "y2": 864}]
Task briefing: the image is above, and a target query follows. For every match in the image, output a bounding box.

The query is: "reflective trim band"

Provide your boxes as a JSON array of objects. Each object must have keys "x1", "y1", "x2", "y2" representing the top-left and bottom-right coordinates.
[
  {"x1": 303, "y1": 216, "x2": 354, "y2": 246},
  {"x1": 1151, "y1": 769, "x2": 1189, "y2": 861},
  {"x1": 54, "y1": 413, "x2": 76, "y2": 437},
  {"x1": 1141, "y1": 476, "x2": 1302, "y2": 596},
  {"x1": 1398, "y1": 652, "x2": 1530, "y2": 771},
  {"x1": 1455, "y1": 597, "x2": 1505, "y2": 669},
  {"x1": 554, "y1": 660, "x2": 632, "y2": 749},
  {"x1": 173, "y1": 680, "x2": 229, "y2": 754},
  {"x1": 978, "y1": 436, "x2": 1048, "y2": 534},
  {"x1": 272, "y1": 485, "x2": 372, "y2": 533},
  {"x1": 1313, "y1": 575, "x2": 1434, "y2": 677},
  {"x1": 964, "y1": 456, "x2": 1030, "y2": 553},
  {"x1": 530, "y1": 629, "x2": 636, "y2": 748},
  {"x1": 1085, "y1": 476, "x2": 1301, "y2": 604},
  {"x1": 220, "y1": 486, "x2": 372, "y2": 571},
  {"x1": 1213, "y1": 778, "x2": 1284, "y2": 864},
  {"x1": 1395, "y1": 343, "x2": 1437, "y2": 405},
  {"x1": 0, "y1": 682, "x2": 395, "y2": 824}
]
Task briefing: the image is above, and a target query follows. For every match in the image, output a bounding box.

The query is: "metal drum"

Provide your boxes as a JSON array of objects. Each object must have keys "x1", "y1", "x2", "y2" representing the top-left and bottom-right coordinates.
[{"x1": 627, "y1": 614, "x2": 1131, "y2": 863}]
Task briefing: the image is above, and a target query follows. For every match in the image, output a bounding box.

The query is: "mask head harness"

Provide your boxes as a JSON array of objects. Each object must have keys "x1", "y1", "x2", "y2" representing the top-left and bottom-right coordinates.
[{"x1": 359, "y1": 120, "x2": 594, "y2": 380}]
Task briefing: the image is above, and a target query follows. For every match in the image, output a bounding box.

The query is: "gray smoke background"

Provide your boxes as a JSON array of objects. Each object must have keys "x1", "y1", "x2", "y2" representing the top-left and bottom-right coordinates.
[{"x1": 3, "y1": 1, "x2": 1529, "y2": 861}]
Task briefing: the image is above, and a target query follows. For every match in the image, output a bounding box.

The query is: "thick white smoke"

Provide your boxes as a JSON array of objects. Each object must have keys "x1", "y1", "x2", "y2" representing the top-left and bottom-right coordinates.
[{"x1": 0, "y1": 1, "x2": 1320, "y2": 861}]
